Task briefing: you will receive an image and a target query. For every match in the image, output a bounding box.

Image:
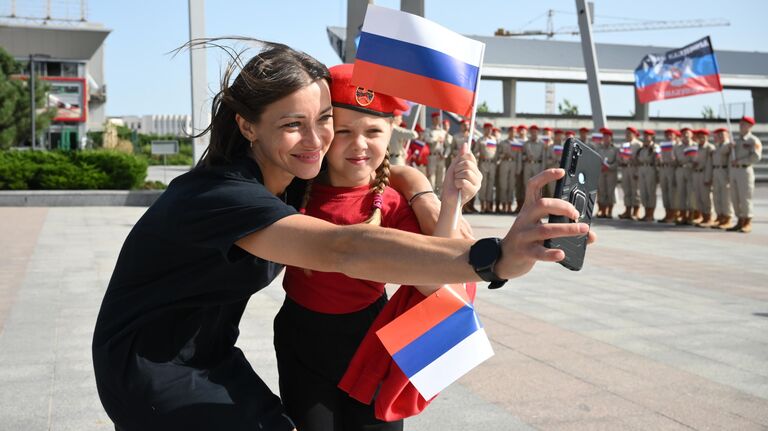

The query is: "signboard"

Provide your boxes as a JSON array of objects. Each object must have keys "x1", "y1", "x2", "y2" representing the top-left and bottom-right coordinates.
[
  {"x1": 43, "y1": 77, "x2": 87, "y2": 123},
  {"x1": 151, "y1": 140, "x2": 179, "y2": 155}
]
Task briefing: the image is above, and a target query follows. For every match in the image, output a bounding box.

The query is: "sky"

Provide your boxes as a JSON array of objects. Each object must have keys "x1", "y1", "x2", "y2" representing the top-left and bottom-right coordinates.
[{"x1": 5, "y1": 0, "x2": 766, "y2": 120}]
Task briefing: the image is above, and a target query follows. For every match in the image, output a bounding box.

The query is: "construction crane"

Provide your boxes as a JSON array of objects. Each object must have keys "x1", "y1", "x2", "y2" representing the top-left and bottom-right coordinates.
[{"x1": 495, "y1": 9, "x2": 730, "y2": 114}]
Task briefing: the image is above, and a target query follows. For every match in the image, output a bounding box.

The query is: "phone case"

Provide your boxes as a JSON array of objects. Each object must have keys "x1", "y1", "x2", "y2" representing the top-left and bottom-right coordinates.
[{"x1": 543, "y1": 137, "x2": 601, "y2": 271}]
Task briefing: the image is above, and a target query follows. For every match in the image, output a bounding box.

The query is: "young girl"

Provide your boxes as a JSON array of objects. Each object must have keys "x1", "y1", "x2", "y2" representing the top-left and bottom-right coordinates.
[{"x1": 274, "y1": 64, "x2": 481, "y2": 431}]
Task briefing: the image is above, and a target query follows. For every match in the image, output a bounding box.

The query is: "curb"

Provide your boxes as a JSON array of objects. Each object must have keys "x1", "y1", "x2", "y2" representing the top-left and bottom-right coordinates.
[{"x1": 0, "y1": 190, "x2": 164, "y2": 207}]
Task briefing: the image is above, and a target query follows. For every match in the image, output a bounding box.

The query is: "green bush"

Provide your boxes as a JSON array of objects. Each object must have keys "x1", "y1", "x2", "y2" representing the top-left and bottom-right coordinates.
[{"x1": 0, "y1": 149, "x2": 148, "y2": 190}]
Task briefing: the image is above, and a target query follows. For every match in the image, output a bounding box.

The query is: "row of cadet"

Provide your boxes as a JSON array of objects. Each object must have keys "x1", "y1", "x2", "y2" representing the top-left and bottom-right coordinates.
[{"x1": 387, "y1": 112, "x2": 762, "y2": 234}]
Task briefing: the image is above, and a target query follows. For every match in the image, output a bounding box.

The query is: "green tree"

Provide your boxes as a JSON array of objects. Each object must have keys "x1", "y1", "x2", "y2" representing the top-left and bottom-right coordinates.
[
  {"x1": 701, "y1": 105, "x2": 715, "y2": 119},
  {"x1": 476, "y1": 101, "x2": 490, "y2": 113},
  {"x1": 0, "y1": 47, "x2": 56, "y2": 150},
  {"x1": 558, "y1": 99, "x2": 579, "y2": 116}
]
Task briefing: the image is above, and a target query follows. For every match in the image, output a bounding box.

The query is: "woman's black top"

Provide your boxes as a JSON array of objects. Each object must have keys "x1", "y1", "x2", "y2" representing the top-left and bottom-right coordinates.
[{"x1": 92, "y1": 157, "x2": 302, "y2": 430}]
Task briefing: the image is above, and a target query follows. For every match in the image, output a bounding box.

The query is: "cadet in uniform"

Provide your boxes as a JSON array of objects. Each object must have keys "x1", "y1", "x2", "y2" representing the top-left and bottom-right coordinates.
[
  {"x1": 636, "y1": 129, "x2": 659, "y2": 221},
  {"x1": 548, "y1": 129, "x2": 565, "y2": 169},
  {"x1": 657, "y1": 128, "x2": 679, "y2": 223},
  {"x1": 496, "y1": 127, "x2": 523, "y2": 214},
  {"x1": 619, "y1": 127, "x2": 642, "y2": 220},
  {"x1": 710, "y1": 127, "x2": 734, "y2": 229},
  {"x1": 477, "y1": 122, "x2": 498, "y2": 213},
  {"x1": 578, "y1": 127, "x2": 591, "y2": 148},
  {"x1": 442, "y1": 118, "x2": 455, "y2": 167},
  {"x1": 727, "y1": 116, "x2": 763, "y2": 233},
  {"x1": 523, "y1": 125, "x2": 546, "y2": 201},
  {"x1": 425, "y1": 112, "x2": 448, "y2": 194},
  {"x1": 452, "y1": 120, "x2": 477, "y2": 213},
  {"x1": 597, "y1": 128, "x2": 618, "y2": 218},
  {"x1": 406, "y1": 124, "x2": 429, "y2": 175},
  {"x1": 674, "y1": 127, "x2": 697, "y2": 225},
  {"x1": 514, "y1": 125, "x2": 529, "y2": 212},
  {"x1": 691, "y1": 129, "x2": 715, "y2": 226},
  {"x1": 388, "y1": 116, "x2": 417, "y2": 167}
]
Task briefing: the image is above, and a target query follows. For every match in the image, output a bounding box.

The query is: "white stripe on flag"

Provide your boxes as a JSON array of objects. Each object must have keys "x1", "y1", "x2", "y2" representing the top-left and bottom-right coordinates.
[
  {"x1": 361, "y1": 4, "x2": 483, "y2": 67},
  {"x1": 408, "y1": 328, "x2": 494, "y2": 400}
]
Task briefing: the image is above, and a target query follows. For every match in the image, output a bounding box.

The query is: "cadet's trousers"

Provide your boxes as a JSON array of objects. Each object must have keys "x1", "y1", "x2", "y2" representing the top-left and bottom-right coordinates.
[
  {"x1": 712, "y1": 167, "x2": 733, "y2": 216},
  {"x1": 674, "y1": 167, "x2": 695, "y2": 211},
  {"x1": 620, "y1": 166, "x2": 640, "y2": 207},
  {"x1": 427, "y1": 155, "x2": 446, "y2": 194},
  {"x1": 692, "y1": 171, "x2": 713, "y2": 214},
  {"x1": 729, "y1": 166, "x2": 755, "y2": 218},
  {"x1": 638, "y1": 166, "x2": 658, "y2": 208},
  {"x1": 479, "y1": 159, "x2": 497, "y2": 203},
  {"x1": 659, "y1": 166, "x2": 676, "y2": 210},
  {"x1": 497, "y1": 160, "x2": 517, "y2": 203},
  {"x1": 598, "y1": 170, "x2": 617, "y2": 206}
]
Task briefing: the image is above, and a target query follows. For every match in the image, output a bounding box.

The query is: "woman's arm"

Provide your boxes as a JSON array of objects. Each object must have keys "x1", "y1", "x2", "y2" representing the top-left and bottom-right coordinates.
[{"x1": 235, "y1": 169, "x2": 595, "y2": 286}]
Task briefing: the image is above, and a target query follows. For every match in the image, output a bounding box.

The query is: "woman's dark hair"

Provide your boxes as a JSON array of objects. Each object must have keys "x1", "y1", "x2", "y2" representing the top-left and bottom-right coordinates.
[{"x1": 178, "y1": 38, "x2": 330, "y2": 166}]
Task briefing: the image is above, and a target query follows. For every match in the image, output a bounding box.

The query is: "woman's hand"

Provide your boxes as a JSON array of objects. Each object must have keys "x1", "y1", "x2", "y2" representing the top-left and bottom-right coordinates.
[
  {"x1": 495, "y1": 168, "x2": 597, "y2": 280},
  {"x1": 440, "y1": 150, "x2": 481, "y2": 207}
]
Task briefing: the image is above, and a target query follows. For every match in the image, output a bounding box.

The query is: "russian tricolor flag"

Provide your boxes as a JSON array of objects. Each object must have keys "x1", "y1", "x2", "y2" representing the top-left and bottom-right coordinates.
[
  {"x1": 635, "y1": 37, "x2": 723, "y2": 104},
  {"x1": 660, "y1": 141, "x2": 674, "y2": 152},
  {"x1": 511, "y1": 141, "x2": 524, "y2": 151},
  {"x1": 553, "y1": 145, "x2": 564, "y2": 155},
  {"x1": 352, "y1": 5, "x2": 485, "y2": 117},
  {"x1": 376, "y1": 285, "x2": 494, "y2": 400},
  {"x1": 684, "y1": 146, "x2": 699, "y2": 156}
]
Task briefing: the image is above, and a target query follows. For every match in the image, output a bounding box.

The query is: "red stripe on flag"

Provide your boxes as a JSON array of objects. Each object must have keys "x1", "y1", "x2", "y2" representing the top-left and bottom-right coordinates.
[
  {"x1": 353, "y1": 60, "x2": 476, "y2": 117},
  {"x1": 636, "y1": 74, "x2": 723, "y2": 104},
  {"x1": 376, "y1": 285, "x2": 470, "y2": 354}
]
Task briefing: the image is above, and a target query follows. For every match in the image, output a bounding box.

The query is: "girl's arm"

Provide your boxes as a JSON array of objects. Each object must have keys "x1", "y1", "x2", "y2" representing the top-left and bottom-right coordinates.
[
  {"x1": 413, "y1": 150, "x2": 481, "y2": 296},
  {"x1": 235, "y1": 169, "x2": 595, "y2": 286},
  {"x1": 389, "y1": 164, "x2": 475, "y2": 239}
]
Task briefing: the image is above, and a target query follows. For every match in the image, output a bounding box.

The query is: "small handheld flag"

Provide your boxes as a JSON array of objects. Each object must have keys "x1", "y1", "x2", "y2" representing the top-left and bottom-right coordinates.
[
  {"x1": 376, "y1": 285, "x2": 494, "y2": 400},
  {"x1": 352, "y1": 5, "x2": 485, "y2": 118}
]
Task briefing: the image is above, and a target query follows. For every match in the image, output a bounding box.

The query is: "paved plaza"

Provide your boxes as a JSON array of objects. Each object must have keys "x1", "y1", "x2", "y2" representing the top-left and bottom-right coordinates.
[{"x1": 0, "y1": 187, "x2": 767, "y2": 430}]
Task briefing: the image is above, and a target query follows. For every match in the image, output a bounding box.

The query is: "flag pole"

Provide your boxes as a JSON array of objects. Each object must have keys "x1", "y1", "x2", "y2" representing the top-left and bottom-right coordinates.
[
  {"x1": 453, "y1": 43, "x2": 486, "y2": 230},
  {"x1": 410, "y1": 104, "x2": 423, "y2": 132}
]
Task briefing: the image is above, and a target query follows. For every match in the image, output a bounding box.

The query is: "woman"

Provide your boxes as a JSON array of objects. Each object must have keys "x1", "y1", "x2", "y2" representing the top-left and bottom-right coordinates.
[{"x1": 93, "y1": 41, "x2": 593, "y2": 431}]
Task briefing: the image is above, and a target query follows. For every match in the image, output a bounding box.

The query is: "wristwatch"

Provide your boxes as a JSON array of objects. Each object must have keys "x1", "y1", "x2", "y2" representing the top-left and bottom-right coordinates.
[{"x1": 469, "y1": 238, "x2": 508, "y2": 289}]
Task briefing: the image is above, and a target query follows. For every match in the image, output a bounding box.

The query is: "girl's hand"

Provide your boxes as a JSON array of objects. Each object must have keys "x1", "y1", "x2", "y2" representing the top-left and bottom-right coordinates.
[{"x1": 440, "y1": 147, "x2": 481, "y2": 207}]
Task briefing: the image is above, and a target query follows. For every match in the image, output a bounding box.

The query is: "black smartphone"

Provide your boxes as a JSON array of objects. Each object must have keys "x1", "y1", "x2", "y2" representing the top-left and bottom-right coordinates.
[{"x1": 543, "y1": 137, "x2": 601, "y2": 271}]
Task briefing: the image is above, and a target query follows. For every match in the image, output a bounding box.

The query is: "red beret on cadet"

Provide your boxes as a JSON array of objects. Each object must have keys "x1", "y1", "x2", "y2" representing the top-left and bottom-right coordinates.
[
  {"x1": 680, "y1": 127, "x2": 692, "y2": 133},
  {"x1": 741, "y1": 116, "x2": 755, "y2": 125},
  {"x1": 329, "y1": 64, "x2": 408, "y2": 117},
  {"x1": 554, "y1": 129, "x2": 564, "y2": 134},
  {"x1": 483, "y1": 122, "x2": 494, "y2": 128},
  {"x1": 517, "y1": 125, "x2": 528, "y2": 131},
  {"x1": 696, "y1": 129, "x2": 710, "y2": 136},
  {"x1": 599, "y1": 127, "x2": 613, "y2": 136},
  {"x1": 664, "y1": 128, "x2": 678, "y2": 135},
  {"x1": 431, "y1": 112, "x2": 441, "y2": 118},
  {"x1": 565, "y1": 130, "x2": 576, "y2": 136},
  {"x1": 579, "y1": 127, "x2": 590, "y2": 133},
  {"x1": 399, "y1": 122, "x2": 408, "y2": 128},
  {"x1": 643, "y1": 129, "x2": 655, "y2": 136},
  {"x1": 529, "y1": 125, "x2": 540, "y2": 131},
  {"x1": 414, "y1": 124, "x2": 424, "y2": 132},
  {"x1": 543, "y1": 126, "x2": 553, "y2": 132},
  {"x1": 713, "y1": 127, "x2": 727, "y2": 133},
  {"x1": 626, "y1": 126, "x2": 639, "y2": 135},
  {"x1": 492, "y1": 127, "x2": 500, "y2": 133}
]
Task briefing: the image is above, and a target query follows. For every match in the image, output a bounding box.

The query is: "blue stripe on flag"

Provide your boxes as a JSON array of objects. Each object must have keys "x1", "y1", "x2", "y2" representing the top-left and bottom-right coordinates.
[
  {"x1": 635, "y1": 53, "x2": 719, "y2": 89},
  {"x1": 355, "y1": 32, "x2": 479, "y2": 91},
  {"x1": 392, "y1": 305, "x2": 481, "y2": 378}
]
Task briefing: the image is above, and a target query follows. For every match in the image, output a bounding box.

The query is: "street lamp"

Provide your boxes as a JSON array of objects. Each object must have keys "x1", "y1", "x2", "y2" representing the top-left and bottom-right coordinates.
[{"x1": 29, "y1": 53, "x2": 51, "y2": 150}]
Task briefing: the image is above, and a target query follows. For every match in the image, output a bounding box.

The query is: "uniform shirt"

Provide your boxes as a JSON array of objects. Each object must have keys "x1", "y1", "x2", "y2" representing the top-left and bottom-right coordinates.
[
  {"x1": 712, "y1": 141, "x2": 732, "y2": 167},
  {"x1": 283, "y1": 184, "x2": 421, "y2": 314},
  {"x1": 658, "y1": 140, "x2": 677, "y2": 165},
  {"x1": 424, "y1": 127, "x2": 448, "y2": 157},
  {"x1": 524, "y1": 138, "x2": 545, "y2": 165},
  {"x1": 733, "y1": 132, "x2": 763, "y2": 166},
  {"x1": 675, "y1": 142, "x2": 697, "y2": 169},
  {"x1": 92, "y1": 157, "x2": 298, "y2": 428},
  {"x1": 476, "y1": 135, "x2": 498, "y2": 160},
  {"x1": 692, "y1": 141, "x2": 715, "y2": 181},
  {"x1": 635, "y1": 144, "x2": 658, "y2": 167},
  {"x1": 599, "y1": 144, "x2": 618, "y2": 173},
  {"x1": 388, "y1": 126, "x2": 417, "y2": 162}
]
